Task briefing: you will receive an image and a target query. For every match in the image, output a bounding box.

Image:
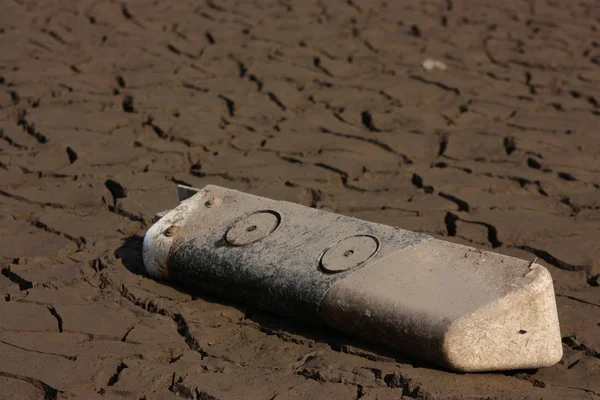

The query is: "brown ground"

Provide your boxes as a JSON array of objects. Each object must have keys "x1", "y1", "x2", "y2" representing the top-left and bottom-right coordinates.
[{"x1": 0, "y1": 0, "x2": 599, "y2": 399}]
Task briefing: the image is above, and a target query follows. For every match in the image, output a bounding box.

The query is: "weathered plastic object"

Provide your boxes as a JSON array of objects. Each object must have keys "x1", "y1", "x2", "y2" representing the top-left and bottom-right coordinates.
[{"x1": 143, "y1": 184, "x2": 563, "y2": 372}]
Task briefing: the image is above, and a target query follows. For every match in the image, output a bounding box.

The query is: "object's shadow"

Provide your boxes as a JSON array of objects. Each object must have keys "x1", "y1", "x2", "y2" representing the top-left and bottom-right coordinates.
[
  {"x1": 113, "y1": 234, "x2": 540, "y2": 377},
  {"x1": 114, "y1": 234, "x2": 146, "y2": 275}
]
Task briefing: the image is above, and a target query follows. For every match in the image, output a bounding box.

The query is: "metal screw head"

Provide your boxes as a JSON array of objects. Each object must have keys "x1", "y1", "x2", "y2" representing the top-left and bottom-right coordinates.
[
  {"x1": 205, "y1": 197, "x2": 222, "y2": 208},
  {"x1": 163, "y1": 225, "x2": 180, "y2": 237},
  {"x1": 320, "y1": 235, "x2": 379, "y2": 273},
  {"x1": 225, "y1": 211, "x2": 281, "y2": 247}
]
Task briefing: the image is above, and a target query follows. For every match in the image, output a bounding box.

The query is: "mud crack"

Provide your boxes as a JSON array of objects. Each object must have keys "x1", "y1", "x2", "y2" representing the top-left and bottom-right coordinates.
[
  {"x1": 0, "y1": 371, "x2": 60, "y2": 400},
  {"x1": 445, "y1": 212, "x2": 502, "y2": 248},
  {"x1": 107, "y1": 362, "x2": 128, "y2": 386},
  {"x1": 409, "y1": 75, "x2": 460, "y2": 95},
  {"x1": 1, "y1": 267, "x2": 33, "y2": 290},
  {"x1": 516, "y1": 246, "x2": 586, "y2": 272},
  {"x1": 384, "y1": 370, "x2": 431, "y2": 399},
  {"x1": 47, "y1": 305, "x2": 64, "y2": 333}
]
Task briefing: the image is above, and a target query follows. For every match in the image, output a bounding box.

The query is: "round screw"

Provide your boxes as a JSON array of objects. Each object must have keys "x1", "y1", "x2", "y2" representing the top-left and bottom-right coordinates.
[
  {"x1": 163, "y1": 225, "x2": 180, "y2": 237},
  {"x1": 205, "y1": 197, "x2": 222, "y2": 208}
]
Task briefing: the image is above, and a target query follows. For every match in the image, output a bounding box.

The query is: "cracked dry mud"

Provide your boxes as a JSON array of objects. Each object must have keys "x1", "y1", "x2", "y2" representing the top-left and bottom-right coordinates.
[{"x1": 0, "y1": 0, "x2": 599, "y2": 399}]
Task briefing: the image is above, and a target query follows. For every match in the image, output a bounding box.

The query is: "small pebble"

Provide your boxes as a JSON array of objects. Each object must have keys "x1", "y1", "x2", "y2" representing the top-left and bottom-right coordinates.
[{"x1": 422, "y1": 58, "x2": 448, "y2": 71}]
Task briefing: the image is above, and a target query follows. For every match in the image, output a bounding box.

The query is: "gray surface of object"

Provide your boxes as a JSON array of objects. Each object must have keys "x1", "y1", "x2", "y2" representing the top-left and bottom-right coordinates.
[
  {"x1": 159, "y1": 186, "x2": 429, "y2": 323},
  {"x1": 142, "y1": 184, "x2": 563, "y2": 372}
]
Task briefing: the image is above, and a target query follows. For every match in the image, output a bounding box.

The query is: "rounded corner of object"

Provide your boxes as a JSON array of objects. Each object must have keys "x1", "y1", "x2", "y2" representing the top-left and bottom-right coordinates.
[
  {"x1": 198, "y1": 183, "x2": 222, "y2": 196},
  {"x1": 142, "y1": 221, "x2": 172, "y2": 280},
  {"x1": 525, "y1": 262, "x2": 554, "y2": 287},
  {"x1": 142, "y1": 195, "x2": 204, "y2": 280},
  {"x1": 441, "y1": 270, "x2": 563, "y2": 372},
  {"x1": 441, "y1": 324, "x2": 563, "y2": 373},
  {"x1": 537, "y1": 340, "x2": 564, "y2": 369}
]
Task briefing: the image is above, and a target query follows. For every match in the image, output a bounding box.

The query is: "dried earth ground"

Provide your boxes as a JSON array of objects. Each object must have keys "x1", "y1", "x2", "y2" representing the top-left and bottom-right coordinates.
[{"x1": 0, "y1": 0, "x2": 599, "y2": 399}]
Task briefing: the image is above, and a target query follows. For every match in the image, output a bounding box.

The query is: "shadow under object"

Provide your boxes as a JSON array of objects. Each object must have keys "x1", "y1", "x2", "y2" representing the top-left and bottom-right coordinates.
[{"x1": 142, "y1": 184, "x2": 563, "y2": 372}]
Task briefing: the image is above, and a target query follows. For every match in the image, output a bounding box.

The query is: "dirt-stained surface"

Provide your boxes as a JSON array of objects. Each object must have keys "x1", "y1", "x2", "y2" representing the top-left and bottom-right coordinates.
[{"x1": 1, "y1": 0, "x2": 599, "y2": 398}]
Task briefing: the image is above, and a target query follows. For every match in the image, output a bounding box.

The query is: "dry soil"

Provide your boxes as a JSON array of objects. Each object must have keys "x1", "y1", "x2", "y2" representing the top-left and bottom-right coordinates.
[{"x1": 0, "y1": 0, "x2": 599, "y2": 399}]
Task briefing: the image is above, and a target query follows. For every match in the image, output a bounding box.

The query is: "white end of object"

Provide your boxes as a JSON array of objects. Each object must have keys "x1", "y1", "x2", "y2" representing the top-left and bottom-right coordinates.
[
  {"x1": 142, "y1": 189, "x2": 202, "y2": 280},
  {"x1": 443, "y1": 263, "x2": 563, "y2": 371},
  {"x1": 320, "y1": 240, "x2": 563, "y2": 372}
]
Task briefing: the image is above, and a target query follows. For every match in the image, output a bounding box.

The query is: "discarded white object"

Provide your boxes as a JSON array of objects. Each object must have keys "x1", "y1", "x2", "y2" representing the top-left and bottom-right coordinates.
[
  {"x1": 422, "y1": 58, "x2": 448, "y2": 71},
  {"x1": 143, "y1": 184, "x2": 563, "y2": 372}
]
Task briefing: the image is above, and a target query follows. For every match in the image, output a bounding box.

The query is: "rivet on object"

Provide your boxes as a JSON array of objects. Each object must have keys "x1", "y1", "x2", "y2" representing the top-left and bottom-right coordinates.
[
  {"x1": 163, "y1": 225, "x2": 180, "y2": 237},
  {"x1": 205, "y1": 197, "x2": 222, "y2": 208}
]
